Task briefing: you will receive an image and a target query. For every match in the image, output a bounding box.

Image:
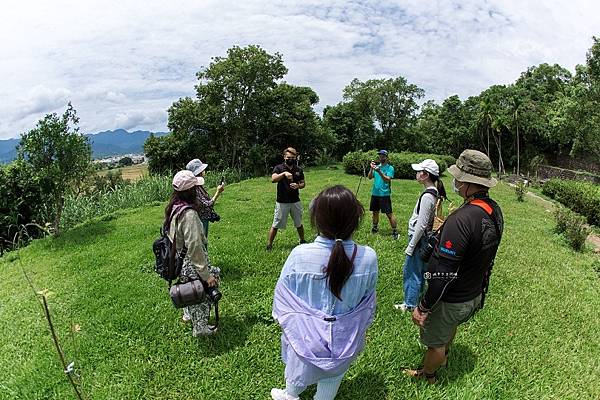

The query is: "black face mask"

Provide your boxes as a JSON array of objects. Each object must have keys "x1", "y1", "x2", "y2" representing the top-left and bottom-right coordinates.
[{"x1": 285, "y1": 159, "x2": 296, "y2": 166}]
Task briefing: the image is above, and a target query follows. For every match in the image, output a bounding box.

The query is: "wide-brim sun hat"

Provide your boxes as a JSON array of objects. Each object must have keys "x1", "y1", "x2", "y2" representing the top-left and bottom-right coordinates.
[
  {"x1": 172, "y1": 170, "x2": 201, "y2": 191},
  {"x1": 411, "y1": 159, "x2": 440, "y2": 177},
  {"x1": 448, "y1": 149, "x2": 497, "y2": 188},
  {"x1": 186, "y1": 159, "x2": 208, "y2": 176}
]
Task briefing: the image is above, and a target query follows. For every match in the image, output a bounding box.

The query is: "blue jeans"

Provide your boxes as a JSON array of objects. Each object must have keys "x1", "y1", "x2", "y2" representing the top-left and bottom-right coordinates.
[{"x1": 402, "y1": 234, "x2": 426, "y2": 308}]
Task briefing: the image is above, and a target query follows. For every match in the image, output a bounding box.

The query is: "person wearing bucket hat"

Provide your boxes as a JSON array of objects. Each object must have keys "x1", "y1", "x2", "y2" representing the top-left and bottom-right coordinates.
[
  {"x1": 406, "y1": 150, "x2": 503, "y2": 383},
  {"x1": 186, "y1": 158, "x2": 225, "y2": 239},
  {"x1": 394, "y1": 159, "x2": 447, "y2": 312},
  {"x1": 368, "y1": 149, "x2": 399, "y2": 240},
  {"x1": 164, "y1": 170, "x2": 221, "y2": 336}
]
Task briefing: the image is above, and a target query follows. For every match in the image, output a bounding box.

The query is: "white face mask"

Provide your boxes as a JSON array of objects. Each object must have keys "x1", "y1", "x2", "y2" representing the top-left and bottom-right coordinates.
[{"x1": 452, "y1": 178, "x2": 462, "y2": 194}]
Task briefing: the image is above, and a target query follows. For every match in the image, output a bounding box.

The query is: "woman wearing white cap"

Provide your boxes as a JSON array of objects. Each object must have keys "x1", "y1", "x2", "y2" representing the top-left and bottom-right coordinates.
[
  {"x1": 395, "y1": 159, "x2": 447, "y2": 312},
  {"x1": 185, "y1": 158, "x2": 225, "y2": 239},
  {"x1": 165, "y1": 170, "x2": 220, "y2": 335}
]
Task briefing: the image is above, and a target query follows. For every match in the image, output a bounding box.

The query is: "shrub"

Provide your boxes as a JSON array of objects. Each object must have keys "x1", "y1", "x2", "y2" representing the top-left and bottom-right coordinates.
[
  {"x1": 543, "y1": 178, "x2": 600, "y2": 226},
  {"x1": 553, "y1": 207, "x2": 591, "y2": 252},
  {"x1": 342, "y1": 150, "x2": 453, "y2": 179},
  {"x1": 564, "y1": 214, "x2": 590, "y2": 252},
  {"x1": 554, "y1": 207, "x2": 571, "y2": 234},
  {"x1": 0, "y1": 160, "x2": 49, "y2": 252}
]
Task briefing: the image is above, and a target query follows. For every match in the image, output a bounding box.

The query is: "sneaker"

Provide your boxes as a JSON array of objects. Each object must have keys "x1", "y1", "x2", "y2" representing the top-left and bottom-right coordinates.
[
  {"x1": 392, "y1": 231, "x2": 399, "y2": 240},
  {"x1": 394, "y1": 303, "x2": 414, "y2": 312},
  {"x1": 192, "y1": 327, "x2": 218, "y2": 337},
  {"x1": 266, "y1": 244, "x2": 273, "y2": 251},
  {"x1": 270, "y1": 388, "x2": 299, "y2": 400},
  {"x1": 371, "y1": 226, "x2": 379, "y2": 234},
  {"x1": 182, "y1": 314, "x2": 191, "y2": 323}
]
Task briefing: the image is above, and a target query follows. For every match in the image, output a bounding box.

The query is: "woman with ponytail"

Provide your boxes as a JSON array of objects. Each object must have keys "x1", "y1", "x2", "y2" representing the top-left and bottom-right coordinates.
[
  {"x1": 395, "y1": 159, "x2": 447, "y2": 312},
  {"x1": 271, "y1": 185, "x2": 378, "y2": 400}
]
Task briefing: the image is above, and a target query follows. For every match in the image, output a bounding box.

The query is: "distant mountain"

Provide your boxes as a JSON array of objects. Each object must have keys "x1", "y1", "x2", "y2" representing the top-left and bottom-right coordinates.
[
  {"x1": 0, "y1": 130, "x2": 168, "y2": 163},
  {"x1": 0, "y1": 138, "x2": 19, "y2": 163},
  {"x1": 86, "y1": 129, "x2": 168, "y2": 158}
]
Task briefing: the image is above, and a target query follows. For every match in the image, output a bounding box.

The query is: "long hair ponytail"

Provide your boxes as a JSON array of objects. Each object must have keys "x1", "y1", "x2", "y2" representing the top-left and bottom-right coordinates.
[
  {"x1": 430, "y1": 174, "x2": 447, "y2": 201},
  {"x1": 310, "y1": 185, "x2": 364, "y2": 300}
]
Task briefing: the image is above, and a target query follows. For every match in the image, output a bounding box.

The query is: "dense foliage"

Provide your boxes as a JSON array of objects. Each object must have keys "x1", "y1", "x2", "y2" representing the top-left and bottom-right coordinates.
[
  {"x1": 342, "y1": 150, "x2": 453, "y2": 179},
  {"x1": 543, "y1": 178, "x2": 600, "y2": 226}
]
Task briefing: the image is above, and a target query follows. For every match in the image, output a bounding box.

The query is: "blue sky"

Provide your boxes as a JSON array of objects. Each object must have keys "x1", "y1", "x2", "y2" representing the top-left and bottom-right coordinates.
[{"x1": 1, "y1": 0, "x2": 599, "y2": 139}]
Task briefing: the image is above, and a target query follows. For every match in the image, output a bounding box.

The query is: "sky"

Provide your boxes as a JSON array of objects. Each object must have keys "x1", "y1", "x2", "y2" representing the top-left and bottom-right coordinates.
[{"x1": 1, "y1": 0, "x2": 599, "y2": 139}]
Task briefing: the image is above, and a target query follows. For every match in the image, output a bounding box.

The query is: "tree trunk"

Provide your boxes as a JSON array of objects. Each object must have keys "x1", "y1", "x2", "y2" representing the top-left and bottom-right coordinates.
[
  {"x1": 491, "y1": 130, "x2": 505, "y2": 176},
  {"x1": 516, "y1": 122, "x2": 520, "y2": 176},
  {"x1": 53, "y1": 195, "x2": 64, "y2": 235},
  {"x1": 487, "y1": 125, "x2": 490, "y2": 157}
]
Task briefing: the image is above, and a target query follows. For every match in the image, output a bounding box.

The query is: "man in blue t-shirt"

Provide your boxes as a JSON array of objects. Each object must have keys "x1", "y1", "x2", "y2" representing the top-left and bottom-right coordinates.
[{"x1": 368, "y1": 149, "x2": 399, "y2": 240}]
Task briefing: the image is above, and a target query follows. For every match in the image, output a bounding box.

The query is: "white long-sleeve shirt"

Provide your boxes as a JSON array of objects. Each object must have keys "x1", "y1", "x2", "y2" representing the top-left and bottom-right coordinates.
[{"x1": 405, "y1": 186, "x2": 437, "y2": 256}]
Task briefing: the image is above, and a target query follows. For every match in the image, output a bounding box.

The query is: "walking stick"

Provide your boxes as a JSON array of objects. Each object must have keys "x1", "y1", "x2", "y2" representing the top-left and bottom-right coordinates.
[{"x1": 356, "y1": 161, "x2": 367, "y2": 196}]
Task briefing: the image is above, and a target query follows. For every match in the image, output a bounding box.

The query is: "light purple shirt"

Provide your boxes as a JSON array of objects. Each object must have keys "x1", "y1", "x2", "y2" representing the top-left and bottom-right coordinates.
[
  {"x1": 273, "y1": 236, "x2": 378, "y2": 386},
  {"x1": 279, "y1": 236, "x2": 378, "y2": 315}
]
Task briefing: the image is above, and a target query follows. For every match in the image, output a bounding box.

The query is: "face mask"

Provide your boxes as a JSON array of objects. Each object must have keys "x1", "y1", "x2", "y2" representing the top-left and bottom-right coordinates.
[
  {"x1": 452, "y1": 178, "x2": 462, "y2": 194},
  {"x1": 285, "y1": 159, "x2": 296, "y2": 166}
]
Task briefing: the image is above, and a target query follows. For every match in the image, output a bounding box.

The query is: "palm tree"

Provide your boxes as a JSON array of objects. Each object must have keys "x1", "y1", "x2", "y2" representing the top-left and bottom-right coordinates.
[{"x1": 511, "y1": 96, "x2": 522, "y2": 176}]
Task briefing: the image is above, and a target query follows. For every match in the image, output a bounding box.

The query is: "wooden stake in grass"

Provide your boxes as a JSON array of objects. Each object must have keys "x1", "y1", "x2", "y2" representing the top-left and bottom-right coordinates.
[
  {"x1": 15, "y1": 223, "x2": 85, "y2": 400},
  {"x1": 39, "y1": 292, "x2": 84, "y2": 400}
]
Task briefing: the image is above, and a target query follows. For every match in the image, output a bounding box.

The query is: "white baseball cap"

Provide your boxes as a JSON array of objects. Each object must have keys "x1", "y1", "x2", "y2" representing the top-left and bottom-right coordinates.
[{"x1": 411, "y1": 159, "x2": 440, "y2": 177}]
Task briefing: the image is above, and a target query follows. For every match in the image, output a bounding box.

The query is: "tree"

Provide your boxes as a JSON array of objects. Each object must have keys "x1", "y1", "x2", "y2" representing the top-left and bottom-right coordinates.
[
  {"x1": 343, "y1": 77, "x2": 424, "y2": 150},
  {"x1": 118, "y1": 156, "x2": 133, "y2": 167},
  {"x1": 147, "y1": 45, "x2": 329, "y2": 175},
  {"x1": 17, "y1": 103, "x2": 91, "y2": 233},
  {"x1": 322, "y1": 102, "x2": 377, "y2": 159},
  {"x1": 555, "y1": 37, "x2": 600, "y2": 159}
]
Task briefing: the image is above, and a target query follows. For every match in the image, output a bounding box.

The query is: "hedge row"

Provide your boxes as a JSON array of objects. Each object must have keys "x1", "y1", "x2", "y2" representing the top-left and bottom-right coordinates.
[
  {"x1": 342, "y1": 150, "x2": 455, "y2": 179},
  {"x1": 542, "y1": 178, "x2": 600, "y2": 226}
]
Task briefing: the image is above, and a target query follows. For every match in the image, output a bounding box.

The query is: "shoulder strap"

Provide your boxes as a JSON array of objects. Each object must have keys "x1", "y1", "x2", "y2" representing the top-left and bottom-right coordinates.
[
  {"x1": 168, "y1": 205, "x2": 194, "y2": 286},
  {"x1": 417, "y1": 188, "x2": 438, "y2": 214},
  {"x1": 468, "y1": 199, "x2": 501, "y2": 310},
  {"x1": 350, "y1": 244, "x2": 358, "y2": 264},
  {"x1": 469, "y1": 199, "x2": 500, "y2": 239}
]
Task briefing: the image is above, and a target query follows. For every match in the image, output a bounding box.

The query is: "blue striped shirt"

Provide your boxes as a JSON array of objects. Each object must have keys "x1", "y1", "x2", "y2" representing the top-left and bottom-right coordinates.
[{"x1": 278, "y1": 236, "x2": 378, "y2": 315}]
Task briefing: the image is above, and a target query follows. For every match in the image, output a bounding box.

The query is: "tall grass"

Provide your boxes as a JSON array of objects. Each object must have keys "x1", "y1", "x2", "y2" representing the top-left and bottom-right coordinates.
[{"x1": 61, "y1": 169, "x2": 244, "y2": 231}]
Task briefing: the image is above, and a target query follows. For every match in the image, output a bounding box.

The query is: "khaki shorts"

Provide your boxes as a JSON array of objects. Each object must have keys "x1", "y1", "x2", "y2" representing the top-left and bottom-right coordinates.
[
  {"x1": 272, "y1": 201, "x2": 303, "y2": 229},
  {"x1": 420, "y1": 294, "x2": 482, "y2": 348}
]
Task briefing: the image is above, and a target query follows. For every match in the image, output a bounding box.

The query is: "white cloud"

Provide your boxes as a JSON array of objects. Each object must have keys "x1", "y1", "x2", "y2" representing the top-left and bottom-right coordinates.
[
  {"x1": 114, "y1": 109, "x2": 167, "y2": 131},
  {"x1": 1, "y1": 0, "x2": 599, "y2": 139},
  {"x1": 15, "y1": 85, "x2": 72, "y2": 119}
]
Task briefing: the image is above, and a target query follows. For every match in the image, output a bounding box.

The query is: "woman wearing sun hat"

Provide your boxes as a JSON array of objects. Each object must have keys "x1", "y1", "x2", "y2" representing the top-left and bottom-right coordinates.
[
  {"x1": 164, "y1": 170, "x2": 221, "y2": 336},
  {"x1": 395, "y1": 159, "x2": 447, "y2": 312},
  {"x1": 186, "y1": 158, "x2": 225, "y2": 238}
]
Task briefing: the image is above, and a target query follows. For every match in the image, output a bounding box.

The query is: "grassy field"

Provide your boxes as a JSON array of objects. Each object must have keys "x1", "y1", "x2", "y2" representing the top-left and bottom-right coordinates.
[
  {"x1": 97, "y1": 164, "x2": 148, "y2": 182},
  {"x1": 1, "y1": 167, "x2": 599, "y2": 399}
]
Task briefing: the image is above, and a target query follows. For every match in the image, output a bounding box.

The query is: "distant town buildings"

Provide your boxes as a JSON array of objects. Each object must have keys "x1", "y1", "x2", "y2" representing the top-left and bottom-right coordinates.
[{"x1": 94, "y1": 154, "x2": 146, "y2": 168}]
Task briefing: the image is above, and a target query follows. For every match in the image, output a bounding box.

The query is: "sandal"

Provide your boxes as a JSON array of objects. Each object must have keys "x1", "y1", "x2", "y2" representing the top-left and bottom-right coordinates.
[{"x1": 403, "y1": 368, "x2": 437, "y2": 384}]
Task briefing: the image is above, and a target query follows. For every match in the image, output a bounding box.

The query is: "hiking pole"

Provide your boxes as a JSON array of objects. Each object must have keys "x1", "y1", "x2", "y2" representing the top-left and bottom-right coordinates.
[{"x1": 356, "y1": 161, "x2": 367, "y2": 196}]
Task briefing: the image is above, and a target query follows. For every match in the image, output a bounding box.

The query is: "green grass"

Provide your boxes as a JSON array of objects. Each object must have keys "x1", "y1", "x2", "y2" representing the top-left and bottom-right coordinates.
[{"x1": 1, "y1": 166, "x2": 599, "y2": 399}]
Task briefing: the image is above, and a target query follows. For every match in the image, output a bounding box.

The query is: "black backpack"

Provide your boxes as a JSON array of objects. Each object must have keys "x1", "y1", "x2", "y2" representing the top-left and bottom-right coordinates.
[
  {"x1": 153, "y1": 206, "x2": 192, "y2": 285},
  {"x1": 416, "y1": 188, "x2": 439, "y2": 214}
]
